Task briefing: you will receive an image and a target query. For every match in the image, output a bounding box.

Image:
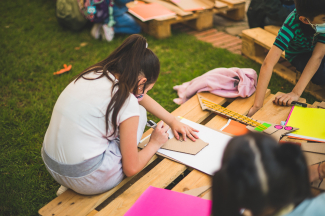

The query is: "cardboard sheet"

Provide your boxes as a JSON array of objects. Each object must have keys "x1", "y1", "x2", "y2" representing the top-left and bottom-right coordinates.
[
  {"x1": 220, "y1": 119, "x2": 250, "y2": 136},
  {"x1": 301, "y1": 142, "x2": 325, "y2": 154},
  {"x1": 311, "y1": 179, "x2": 325, "y2": 190},
  {"x1": 303, "y1": 152, "x2": 325, "y2": 165},
  {"x1": 140, "y1": 118, "x2": 232, "y2": 175},
  {"x1": 139, "y1": 135, "x2": 208, "y2": 155},
  {"x1": 286, "y1": 106, "x2": 325, "y2": 142},
  {"x1": 124, "y1": 186, "x2": 212, "y2": 216},
  {"x1": 128, "y1": 3, "x2": 176, "y2": 22},
  {"x1": 182, "y1": 185, "x2": 211, "y2": 197}
]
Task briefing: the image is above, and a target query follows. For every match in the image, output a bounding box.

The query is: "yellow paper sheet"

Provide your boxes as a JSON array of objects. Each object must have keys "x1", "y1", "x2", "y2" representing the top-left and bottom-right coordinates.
[{"x1": 286, "y1": 106, "x2": 325, "y2": 142}]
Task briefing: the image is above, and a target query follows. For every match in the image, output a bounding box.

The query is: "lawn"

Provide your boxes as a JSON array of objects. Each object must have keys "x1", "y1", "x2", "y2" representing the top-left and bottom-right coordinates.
[{"x1": 0, "y1": 0, "x2": 317, "y2": 215}]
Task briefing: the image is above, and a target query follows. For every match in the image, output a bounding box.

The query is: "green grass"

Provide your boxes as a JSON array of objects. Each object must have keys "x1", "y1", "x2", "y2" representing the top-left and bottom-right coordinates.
[{"x1": 0, "y1": 0, "x2": 317, "y2": 215}]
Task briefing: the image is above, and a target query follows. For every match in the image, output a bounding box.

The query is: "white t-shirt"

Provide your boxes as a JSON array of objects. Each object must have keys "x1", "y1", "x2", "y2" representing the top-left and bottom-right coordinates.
[{"x1": 43, "y1": 72, "x2": 140, "y2": 164}]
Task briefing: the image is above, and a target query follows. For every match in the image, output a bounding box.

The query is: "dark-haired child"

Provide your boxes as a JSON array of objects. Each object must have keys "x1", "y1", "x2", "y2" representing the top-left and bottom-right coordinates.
[
  {"x1": 212, "y1": 133, "x2": 325, "y2": 216},
  {"x1": 42, "y1": 34, "x2": 198, "y2": 196},
  {"x1": 248, "y1": 0, "x2": 325, "y2": 117}
]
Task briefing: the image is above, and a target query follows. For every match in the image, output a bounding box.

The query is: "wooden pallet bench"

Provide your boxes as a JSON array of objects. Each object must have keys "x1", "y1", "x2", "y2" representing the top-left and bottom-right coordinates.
[
  {"x1": 126, "y1": 0, "x2": 246, "y2": 39},
  {"x1": 241, "y1": 26, "x2": 325, "y2": 101},
  {"x1": 39, "y1": 91, "x2": 324, "y2": 216}
]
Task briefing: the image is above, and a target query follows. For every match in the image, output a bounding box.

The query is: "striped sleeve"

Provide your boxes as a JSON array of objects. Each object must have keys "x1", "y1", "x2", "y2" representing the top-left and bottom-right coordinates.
[
  {"x1": 274, "y1": 12, "x2": 296, "y2": 51},
  {"x1": 318, "y1": 33, "x2": 325, "y2": 44}
]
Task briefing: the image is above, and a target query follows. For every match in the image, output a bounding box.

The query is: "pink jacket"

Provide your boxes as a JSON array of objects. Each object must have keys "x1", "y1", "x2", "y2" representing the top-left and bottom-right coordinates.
[{"x1": 173, "y1": 67, "x2": 257, "y2": 105}]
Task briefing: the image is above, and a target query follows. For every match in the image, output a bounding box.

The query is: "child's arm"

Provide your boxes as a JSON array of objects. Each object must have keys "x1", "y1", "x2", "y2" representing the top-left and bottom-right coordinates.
[
  {"x1": 247, "y1": 45, "x2": 283, "y2": 117},
  {"x1": 120, "y1": 117, "x2": 169, "y2": 177},
  {"x1": 139, "y1": 94, "x2": 199, "y2": 141},
  {"x1": 274, "y1": 42, "x2": 325, "y2": 106}
]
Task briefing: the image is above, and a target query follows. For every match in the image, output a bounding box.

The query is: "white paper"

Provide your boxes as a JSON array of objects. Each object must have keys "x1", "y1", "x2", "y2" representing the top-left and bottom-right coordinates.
[{"x1": 141, "y1": 118, "x2": 232, "y2": 175}]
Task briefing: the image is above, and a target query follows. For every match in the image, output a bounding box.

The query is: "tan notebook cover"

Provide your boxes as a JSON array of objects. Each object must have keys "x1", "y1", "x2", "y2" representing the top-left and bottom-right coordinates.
[{"x1": 139, "y1": 135, "x2": 208, "y2": 155}]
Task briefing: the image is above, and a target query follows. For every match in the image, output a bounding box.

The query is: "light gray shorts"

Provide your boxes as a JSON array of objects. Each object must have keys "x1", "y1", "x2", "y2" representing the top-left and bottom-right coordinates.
[{"x1": 42, "y1": 105, "x2": 147, "y2": 195}]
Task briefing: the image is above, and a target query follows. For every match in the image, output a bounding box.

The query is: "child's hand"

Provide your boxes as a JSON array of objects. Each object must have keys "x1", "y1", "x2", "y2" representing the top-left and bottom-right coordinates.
[
  {"x1": 170, "y1": 118, "x2": 199, "y2": 142},
  {"x1": 149, "y1": 121, "x2": 170, "y2": 148},
  {"x1": 247, "y1": 106, "x2": 260, "y2": 117},
  {"x1": 273, "y1": 92, "x2": 299, "y2": 106}
]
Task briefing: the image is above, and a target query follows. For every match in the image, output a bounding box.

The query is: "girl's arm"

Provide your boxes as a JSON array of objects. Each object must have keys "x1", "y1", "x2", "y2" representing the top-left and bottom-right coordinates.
[
  {"x1": 119, "y1": 117, "x2": 169, "y2": 177},
  {"x1": 274, "y1": 42, "x2": 325, "y2": 106},
  {"x1": 139, "y1": 94, "x2": 199, "y2": 141},
  {"x1": 248, "y1": 45, "x2": 282, "y2": 117}
]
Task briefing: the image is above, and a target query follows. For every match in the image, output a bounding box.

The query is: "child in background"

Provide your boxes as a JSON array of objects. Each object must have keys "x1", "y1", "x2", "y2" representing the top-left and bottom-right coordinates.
[
  {"x1": 91, "y1": 0, "x2": 141, "y2": 41},
  {"x1": 248, "y1": 0, "x2": 325, "y2": 117},
  {"x1": 212, "y1": 133, "x2": 325, "y2": 216},
  {"x1": 247, "y1": 0, "x2": 295, "y2": 28},
  {"x1": 42, "y1": 34, "x2": 198, "y2": 196}
]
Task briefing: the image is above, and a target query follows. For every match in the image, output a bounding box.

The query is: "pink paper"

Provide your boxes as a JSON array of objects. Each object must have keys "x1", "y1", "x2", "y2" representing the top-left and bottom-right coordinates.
[{"x1": 125, "y1": 186, "x2": 212, "y2": 216}]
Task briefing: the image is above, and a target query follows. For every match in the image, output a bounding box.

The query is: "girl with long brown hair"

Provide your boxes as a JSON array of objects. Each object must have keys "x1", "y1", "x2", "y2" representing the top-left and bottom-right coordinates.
[{"x1": 41, "y1": 34, "x2": 198, "y2": 195}]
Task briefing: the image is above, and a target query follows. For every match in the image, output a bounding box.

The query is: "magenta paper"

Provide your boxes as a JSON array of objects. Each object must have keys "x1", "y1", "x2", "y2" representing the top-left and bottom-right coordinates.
[{"x1": 125, "y1": 186, "x2": 212, "y2": 216}]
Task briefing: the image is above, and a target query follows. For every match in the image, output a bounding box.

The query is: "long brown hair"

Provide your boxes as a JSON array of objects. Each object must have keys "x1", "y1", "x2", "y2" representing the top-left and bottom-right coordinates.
[{"x1": 74, "y1": 34, "x2": 160, "y2": 137}]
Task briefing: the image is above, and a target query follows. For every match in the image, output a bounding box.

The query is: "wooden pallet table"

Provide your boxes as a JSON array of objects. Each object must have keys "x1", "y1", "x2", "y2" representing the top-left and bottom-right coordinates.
[
  {"x1": 241, "y1": 26, "x2": 325, "y2": 101},
  {"x1": 126, "y1": 0, "x2": 246, "y2": 39},
  {"x1": 39, "y1": 91, "x2": 323, "y2": 216}
]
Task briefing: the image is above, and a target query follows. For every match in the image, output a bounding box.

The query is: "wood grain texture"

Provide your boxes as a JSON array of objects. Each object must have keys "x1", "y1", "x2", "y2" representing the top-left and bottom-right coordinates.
[
  {"x1": 205, "y1": 90, "x2": 272, "y2": 130},
  {"x1": 39, "y1": 155, "x2": 158, "y2": 216},
  {"x1": 94, "y1": 159, "x2": 186, "y2": 216},
  {"x1": 252, "y1": 92, "x2": 306, "y2": 124}
]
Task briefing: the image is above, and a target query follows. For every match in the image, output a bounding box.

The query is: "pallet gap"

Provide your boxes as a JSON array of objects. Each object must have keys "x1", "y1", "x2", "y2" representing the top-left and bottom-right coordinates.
[
  {"x1": 165, "y1": 169, "x2": 191, "y2": 190},
  {"x1": 95, "y1": 157, "x2": 163, "y2": 211}
]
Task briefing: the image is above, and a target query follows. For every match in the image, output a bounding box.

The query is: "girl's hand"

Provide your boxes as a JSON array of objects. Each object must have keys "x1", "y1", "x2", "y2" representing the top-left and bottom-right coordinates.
[
  {"x1": 273, "y1": 92, "x2": 299, "y2": 106},
  {"x1": 170, "y1": 118, "x2": 199, "y2": 142},
  {"x1": 149, "y1": 121, "x2": 170, "y2": 148}
]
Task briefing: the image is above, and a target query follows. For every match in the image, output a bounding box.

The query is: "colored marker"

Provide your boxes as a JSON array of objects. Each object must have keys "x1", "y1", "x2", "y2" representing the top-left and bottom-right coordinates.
[{"x1": 291, "y1": 101, "x2": 307, "y2": 108}]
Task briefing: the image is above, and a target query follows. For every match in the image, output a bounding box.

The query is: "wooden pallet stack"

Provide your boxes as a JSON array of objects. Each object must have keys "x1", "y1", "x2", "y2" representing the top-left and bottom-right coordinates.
[
  {"x1": 39, "y1": 91, "x2": 324, "y2": 216},
  {"x1": 126, "y1": 0, "x2": 246, "y2": 39},
  {"x1": 241, "y1": 26, "x2": 325, "y2": 101}
]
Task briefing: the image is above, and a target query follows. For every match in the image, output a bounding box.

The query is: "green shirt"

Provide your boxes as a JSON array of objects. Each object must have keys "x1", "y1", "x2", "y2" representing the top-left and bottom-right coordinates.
[{"x1": 274, "y1": 9, "x2": 325, "y2": 62}]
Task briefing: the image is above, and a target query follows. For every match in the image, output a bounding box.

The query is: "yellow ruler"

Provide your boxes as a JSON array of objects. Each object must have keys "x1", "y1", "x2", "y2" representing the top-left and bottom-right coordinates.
[{"x1": 198, "y1": 95, "x2": 269, "y2": 131}]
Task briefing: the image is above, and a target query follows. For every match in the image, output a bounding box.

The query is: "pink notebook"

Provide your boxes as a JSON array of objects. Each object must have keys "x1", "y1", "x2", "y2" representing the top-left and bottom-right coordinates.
[
  {"x1": 125, "y1": 186, "x2": 212, "y2": 216},
  {"x1": 128, "y1": 3, "x2": 176, "y2": 22}
]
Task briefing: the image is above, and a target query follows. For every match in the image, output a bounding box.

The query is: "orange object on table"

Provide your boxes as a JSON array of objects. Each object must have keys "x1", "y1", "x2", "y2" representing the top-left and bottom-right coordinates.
[
  {"x1": 221, "y1": 119, "x2": 250, "y2": 136},
  {"x1": 53, "y1": 64, "x2": 72, "y2": 75}
]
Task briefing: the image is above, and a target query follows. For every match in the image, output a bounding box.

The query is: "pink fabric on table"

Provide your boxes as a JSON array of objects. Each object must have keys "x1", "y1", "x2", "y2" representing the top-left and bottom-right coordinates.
[{"x1": 173, "y1": 67, "x2": 257, "y2": 105}]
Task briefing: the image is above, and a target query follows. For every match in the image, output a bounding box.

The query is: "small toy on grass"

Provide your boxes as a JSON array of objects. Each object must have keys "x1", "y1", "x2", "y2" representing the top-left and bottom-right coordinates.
[{"x1": 53, "y1": 64, "x2": 72, "y2": 75}]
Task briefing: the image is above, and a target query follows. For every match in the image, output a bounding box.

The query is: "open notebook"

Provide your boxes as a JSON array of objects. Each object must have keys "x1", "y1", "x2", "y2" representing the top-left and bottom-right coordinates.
[
  {"x1": 140, "y1": 117, "x2": 232, "y2": 175},
  {"x1": 286, "y1": 106, "x2": 325, "y2": 142}
]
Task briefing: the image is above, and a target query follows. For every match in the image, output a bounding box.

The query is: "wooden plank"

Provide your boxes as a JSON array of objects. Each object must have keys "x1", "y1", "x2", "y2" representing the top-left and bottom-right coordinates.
[
  {"x1": 172, "y1": 169, "x2": 211, "y2": 193},
  {"x1": 87, "y1": 210, "x2": 98, "y2": 216},
  {"x1": 252, "y1": 92, "x2": 306, "y2": 124},
  {"x1": 215, "y1": 1, "x2": 228, "y2": 9},
  {"x1": 205, "y1": 89, "x2": 272, "y2": 130},
  {"x1": 94, "y1": 159, "x2": 187, "y2": 216},
  {"x1": 219, "y1": 0, "x2": 245, "y2": 7},
  {"x1": 142, "y1": 0, "x2": 193, "y2": 16},
  {"x1": 252, "y1": 55, "x2": 297, "y2": 85},
  {"x1": 39, "y1": 155, "x2": 159, "y2": 216},
  {"x1": 242, "y1": 28, "x2": 285, "y2": 58},
  {"x1": 264, "y1": 25, "x2": 280, "y2": 35},
  {"x1": 182, "y1": 92, "x2": 227, "y2": 123},
  {"x1": 140, "y1": 92, "x2": 226, "y2": 140}
]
